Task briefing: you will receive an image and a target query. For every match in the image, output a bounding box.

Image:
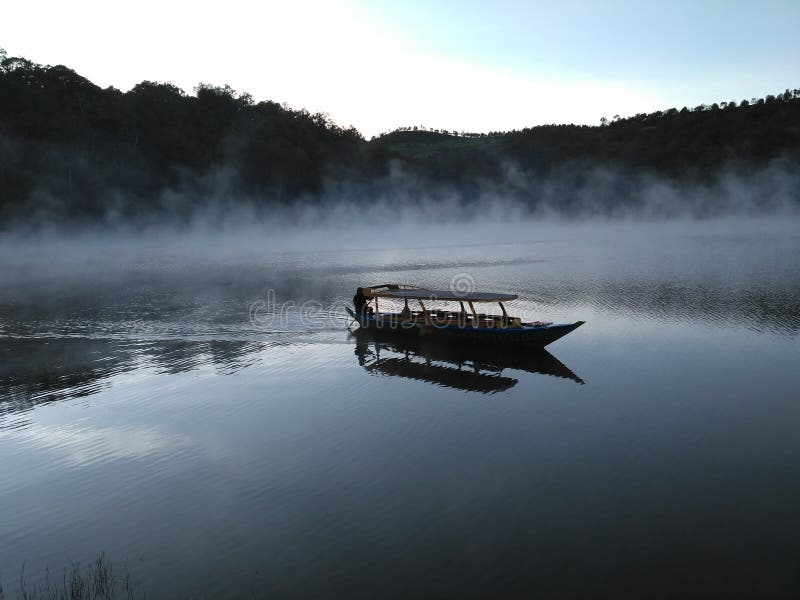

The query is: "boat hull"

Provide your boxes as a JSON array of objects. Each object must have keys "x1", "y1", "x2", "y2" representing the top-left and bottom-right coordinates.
[{"x1": 347, "y1": 308, "x2": 584, "y2": 347}]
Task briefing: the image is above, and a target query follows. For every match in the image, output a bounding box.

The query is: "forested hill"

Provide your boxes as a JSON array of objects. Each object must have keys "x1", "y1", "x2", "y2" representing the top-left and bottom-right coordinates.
[{"x1": 1, "y1": 48, "x2": 798, "y2": 224}]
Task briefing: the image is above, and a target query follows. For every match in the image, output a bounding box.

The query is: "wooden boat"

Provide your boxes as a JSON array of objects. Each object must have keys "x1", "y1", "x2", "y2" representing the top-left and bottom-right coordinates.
[{"x1": 347, "y1": 284, "x2": 584, "y2": 347}]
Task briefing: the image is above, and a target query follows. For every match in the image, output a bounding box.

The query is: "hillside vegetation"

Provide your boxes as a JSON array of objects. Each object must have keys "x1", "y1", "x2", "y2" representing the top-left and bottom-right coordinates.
[{"x1": 1, "y1": 48, "x2": 798, "y2": 224}]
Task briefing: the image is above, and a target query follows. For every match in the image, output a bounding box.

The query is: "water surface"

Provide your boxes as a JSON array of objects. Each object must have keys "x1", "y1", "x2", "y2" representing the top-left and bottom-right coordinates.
[{"x1": 1, "y1": 219, "x2": 799, "y2": 598}]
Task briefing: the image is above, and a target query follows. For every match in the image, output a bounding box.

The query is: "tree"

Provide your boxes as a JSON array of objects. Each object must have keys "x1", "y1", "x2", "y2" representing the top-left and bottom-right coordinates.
[{"x1": 2, "y1": 49, "x2": 800, "y2": 224}]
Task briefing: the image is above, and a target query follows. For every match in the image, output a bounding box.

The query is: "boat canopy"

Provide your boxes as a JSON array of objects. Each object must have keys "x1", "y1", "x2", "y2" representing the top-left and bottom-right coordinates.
[{"x1": 364, "y1": 286, "x2": 517, "y2": 303}]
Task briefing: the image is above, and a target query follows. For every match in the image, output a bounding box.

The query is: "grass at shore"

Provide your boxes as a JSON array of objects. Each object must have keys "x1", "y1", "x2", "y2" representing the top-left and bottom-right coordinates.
[{"x1": 0, "y1": 553, "x2": 139, "y2": 600}]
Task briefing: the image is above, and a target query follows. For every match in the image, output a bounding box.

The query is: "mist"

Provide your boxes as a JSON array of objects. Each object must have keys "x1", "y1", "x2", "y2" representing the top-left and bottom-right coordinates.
[{"x1": 3, "y1": 150, "x2": 799, "y2": 241}]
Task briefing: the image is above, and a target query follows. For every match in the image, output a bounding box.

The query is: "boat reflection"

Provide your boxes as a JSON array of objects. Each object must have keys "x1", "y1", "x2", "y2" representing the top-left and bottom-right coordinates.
[{"x1": 353, "y1": 329, "x2": 584, "y2": 393}]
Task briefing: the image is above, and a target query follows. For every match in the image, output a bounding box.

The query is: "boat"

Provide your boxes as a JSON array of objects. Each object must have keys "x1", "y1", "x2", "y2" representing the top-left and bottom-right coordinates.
[
  {"x1": 353, "y1": 329, "x2": 584, "y2": 392},
  {"x1": 346, "y1": 284, "x2": 584, "y2": 347}
]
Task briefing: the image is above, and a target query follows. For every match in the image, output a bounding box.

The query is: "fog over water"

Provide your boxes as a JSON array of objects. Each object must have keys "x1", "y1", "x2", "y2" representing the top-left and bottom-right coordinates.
[
  {"x1": 1, "y1": 213, "x2": 799, "y2": 597},
  {"x1": 4, "y1": 154, "x2": 799, "y2": 232}
]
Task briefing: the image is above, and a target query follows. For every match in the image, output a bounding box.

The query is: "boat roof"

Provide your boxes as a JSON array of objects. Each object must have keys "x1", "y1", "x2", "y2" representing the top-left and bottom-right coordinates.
[{"x1": 365, "y1": 286, "x2": 517, "y2": 302}]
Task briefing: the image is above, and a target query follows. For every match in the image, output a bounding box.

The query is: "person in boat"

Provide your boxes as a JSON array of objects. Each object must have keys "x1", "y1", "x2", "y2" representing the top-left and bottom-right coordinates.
[
  {"x1": 353, "y1": 287, "x2": 374, "y2": 316},
  {"x1": 400, "y1": 299, "x2": 411, "y2": 320}
]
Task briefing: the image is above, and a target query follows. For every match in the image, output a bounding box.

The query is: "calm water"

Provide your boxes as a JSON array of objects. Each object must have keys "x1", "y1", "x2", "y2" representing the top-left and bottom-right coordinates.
[{"x1": 1, "y1": 220, "x2": 799, "y2": 598}]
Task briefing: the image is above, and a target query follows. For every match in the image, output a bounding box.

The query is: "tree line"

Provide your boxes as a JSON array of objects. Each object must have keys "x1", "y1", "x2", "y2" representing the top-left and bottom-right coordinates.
[{"x1": 1, "y1": 48, "x2": 798, "y2": 224}]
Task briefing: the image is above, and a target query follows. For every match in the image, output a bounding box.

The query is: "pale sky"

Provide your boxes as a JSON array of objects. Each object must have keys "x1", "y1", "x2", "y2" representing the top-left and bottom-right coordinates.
[{"x1": 2, "y1": 0, "x2": 798, "y2": 137}]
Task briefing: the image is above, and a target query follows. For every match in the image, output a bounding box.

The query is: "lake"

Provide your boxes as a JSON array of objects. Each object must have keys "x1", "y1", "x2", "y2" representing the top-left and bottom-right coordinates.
[{"x1": 1, "y1": 219, "x2": 799, "y2": 598}]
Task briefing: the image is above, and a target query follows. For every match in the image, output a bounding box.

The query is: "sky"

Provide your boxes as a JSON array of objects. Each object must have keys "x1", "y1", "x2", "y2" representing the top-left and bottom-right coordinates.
[{"x1": 1, "y1": 0, "x2": 798, "y2": 137}]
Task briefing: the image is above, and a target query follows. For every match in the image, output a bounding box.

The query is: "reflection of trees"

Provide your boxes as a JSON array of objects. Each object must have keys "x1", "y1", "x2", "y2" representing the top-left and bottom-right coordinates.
[
  {"x1": 353, "y1": 330, "x2": 584, "y2": 393},
  {"x1": 138, "y1": 340, "x2": 267, "y2": 375},
  {"x1": 0, "y1": 338, "x2": 137, "y2": 415},
  {"x1": 0, "y1": 338, "x2": 268, "y2": 419}
]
